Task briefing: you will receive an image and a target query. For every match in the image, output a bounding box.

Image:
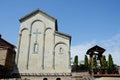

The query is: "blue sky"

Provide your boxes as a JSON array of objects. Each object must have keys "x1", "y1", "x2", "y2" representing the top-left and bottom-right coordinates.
[{"x1": 0, "y1": 0, "x2": 120, "y2": 65}]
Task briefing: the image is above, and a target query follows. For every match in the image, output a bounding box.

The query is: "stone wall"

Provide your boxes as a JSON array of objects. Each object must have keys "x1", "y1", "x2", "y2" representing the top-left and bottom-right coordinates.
[
  {"x1": 11, "y1": 73, "x2": 72, "y2": 80},
  {"x1": 0, "y1": 48, "x2": 7, "y2": 66},
  {"x1": 72, "y1": 72, "x2": 94, "y2": 80}
]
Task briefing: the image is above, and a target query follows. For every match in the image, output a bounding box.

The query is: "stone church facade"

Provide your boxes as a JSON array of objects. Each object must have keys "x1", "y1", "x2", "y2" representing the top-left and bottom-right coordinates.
[{"x1": 14, "y1": 9, "x2": 72, "y2": 80}]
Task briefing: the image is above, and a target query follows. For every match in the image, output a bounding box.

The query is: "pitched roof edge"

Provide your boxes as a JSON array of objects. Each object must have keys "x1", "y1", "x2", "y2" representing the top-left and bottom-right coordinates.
[
  {"x1": 19, "y1": 9, "x2": 57, "y2": 23},
  {"x1": 86, "y1": 45, "x2": 105, "y2": 54},
  {"x1": 0, "y1": 37, "x2": 16, "y2": 48},
  {"x1": 55, "y1": 31, "x2": 72, "y2": 46},
  {"x1": 55, "y1": 31, "x2": 71, "y2": 38}
]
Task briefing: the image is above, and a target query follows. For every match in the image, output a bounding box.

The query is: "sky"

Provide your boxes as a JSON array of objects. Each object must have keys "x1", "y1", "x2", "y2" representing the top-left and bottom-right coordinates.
[{"x1": 0, "y1": 0, "x2": 120, "y2": 65}]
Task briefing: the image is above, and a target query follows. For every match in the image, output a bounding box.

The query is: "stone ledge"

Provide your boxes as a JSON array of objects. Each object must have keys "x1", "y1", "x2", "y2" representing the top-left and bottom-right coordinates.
[{"x1": 19, "y1": 73, "x2": 72, "y2": 76}]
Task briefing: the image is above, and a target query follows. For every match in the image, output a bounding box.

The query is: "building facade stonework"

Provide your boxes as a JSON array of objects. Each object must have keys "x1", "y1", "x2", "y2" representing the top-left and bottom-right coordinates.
[
  {"x1": 14, "y1": 9, "x2": 72, "y2": 80},
  {"x1": 0, "y1": 36, "x2": 16, "y2": 78}
]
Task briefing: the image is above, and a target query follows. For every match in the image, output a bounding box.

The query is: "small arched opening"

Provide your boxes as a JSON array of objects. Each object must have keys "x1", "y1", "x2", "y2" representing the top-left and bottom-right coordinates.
[
  {"x1": 56, "y1": 78, "x2": 61, "y2": 80},
  {"x1": 43, "y1": 78, "x2": 48, "y2": 80}
]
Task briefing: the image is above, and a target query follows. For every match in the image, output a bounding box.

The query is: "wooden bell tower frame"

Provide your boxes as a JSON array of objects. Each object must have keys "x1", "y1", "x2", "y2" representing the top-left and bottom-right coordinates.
[{"x1": 86, "y1": 45, "x2": 105, "y2": 67}]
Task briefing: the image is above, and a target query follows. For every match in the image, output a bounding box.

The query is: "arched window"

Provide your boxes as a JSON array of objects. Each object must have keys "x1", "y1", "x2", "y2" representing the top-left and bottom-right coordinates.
[
  {"x1": 43, "y1": 78, "x2": 47, "y2": 80},
  {"x1": 56, "y1": 78, "x2": 61, "y2": 80},
  {"x1": 59, "y1": 47, "x2": 63, "y2": 54},
  {"x1": 33, "y1": 43, "x2": 38, "y2": 53}
]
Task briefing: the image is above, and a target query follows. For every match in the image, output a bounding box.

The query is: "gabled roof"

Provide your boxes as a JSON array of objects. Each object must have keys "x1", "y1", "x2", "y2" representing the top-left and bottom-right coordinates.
[
  {"x1": 19, "y1": 9, "x2": 58, "y2": 31},
  {"x1": 86, "y1": 45, "x2": 105, "y2": 55},
  {"x1": 55, "y1": 31, "x2": 71, "y2": 46},
  {"x1": 19, "y1": 9, "x2": 57, "y2": 22},
  {"x1": 55, "y1": 31, "x2": 71, "y2": 38},
  {"x1": 0, "y1": 36, "x2": 16, "y2": 49}
]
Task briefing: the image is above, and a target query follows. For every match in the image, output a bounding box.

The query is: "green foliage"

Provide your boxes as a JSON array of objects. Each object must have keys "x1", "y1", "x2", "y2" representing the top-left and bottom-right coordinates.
[
  {"x1": 22, "y1": 78, "x2": 30, "y2": 80},
  {"x1": 101, "y1": 55, "x2": 107, "y2": 69},
  {"x1": 73, "y1": 55, "x2": 78, "y2": 66},
  {"x1": 92, "y1": 55, "x2": 97, "y2": 69},
  {"x1": 108, "y1": 54, "x2": 114, "y2": 69},
  {"x1": 84, "y1": 55, "x2": 89, "y2": 68}
]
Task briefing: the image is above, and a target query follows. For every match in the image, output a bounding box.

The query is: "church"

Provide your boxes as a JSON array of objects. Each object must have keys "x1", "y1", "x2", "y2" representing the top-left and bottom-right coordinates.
[
  {"x1": 0, "y1": 9, "x2": 120, "y2": 80},
  {"x1": 14, "y1": 9, "x2": 72, "y2": 80}
]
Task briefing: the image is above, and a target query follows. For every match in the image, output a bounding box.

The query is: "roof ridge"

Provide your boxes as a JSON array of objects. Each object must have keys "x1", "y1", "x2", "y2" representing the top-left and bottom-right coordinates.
[{"x1": 19, "y1": 9, "x2": 57, "y2": 22}]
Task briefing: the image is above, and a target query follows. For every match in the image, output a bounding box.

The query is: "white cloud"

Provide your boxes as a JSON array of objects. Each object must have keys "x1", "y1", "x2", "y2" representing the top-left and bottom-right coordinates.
[
  {"x1": 71, "y1": 41, "x2": 96, "y2": 61},
  {"x1": 100, "y1": 34, "x2": 120, "y2": 65},
  {"x1": 71, "y1": 34, "x2": 120, "y2": 66}
]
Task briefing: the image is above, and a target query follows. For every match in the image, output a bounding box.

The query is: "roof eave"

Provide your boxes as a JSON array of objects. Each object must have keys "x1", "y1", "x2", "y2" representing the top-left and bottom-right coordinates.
[
  {"x1": 0, "y1": 38, "x2": 16, "y2": 48},
  {"x1": 55, "y1": 31, "x2": 71, "y2": 38},
  {"x1": 19, "y1": 9, "x2": 56, "y2": 23}
]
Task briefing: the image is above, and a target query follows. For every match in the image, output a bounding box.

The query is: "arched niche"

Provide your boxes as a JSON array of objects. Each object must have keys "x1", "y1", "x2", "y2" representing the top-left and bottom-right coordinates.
[
  {"x1": 18, "y1": 27, "x2": 29, "y2": 69},
  {"x1": 54, "y1": 42, "x2": 69, "y2": 69},
  {"x1": 44, "y1": 27, "x2": 54, "y2": 69},
  {"x1": 30, "y1": 20, "x2": 45, "y2": 54},
  {"x1": 28, "y1": 20, "x2": 46, "y2": 70}
]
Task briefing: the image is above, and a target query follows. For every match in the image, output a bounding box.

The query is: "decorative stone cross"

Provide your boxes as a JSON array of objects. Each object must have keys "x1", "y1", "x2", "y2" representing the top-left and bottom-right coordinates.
[{"x1": 33, "y1": 29, "x2": 41, "y2": 43}]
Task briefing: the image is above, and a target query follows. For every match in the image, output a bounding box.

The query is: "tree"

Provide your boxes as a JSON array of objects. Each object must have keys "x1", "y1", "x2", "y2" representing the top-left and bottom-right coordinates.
[
  {"x1": 108, "y1": 54, "x2": 115, "y2": 73},
  {"x1": 92, "y1": 55, "x2": 97, "y2": 74},
  {"x1": 84, "y1": 55, "x2": 89, "y2": 68},
  {"x1": 108, "y1": 54, "x2": 114, "y2": 69},
  {"x1": 73, "y1": 55, "x2": 78, "y2": 66},
  {"x1": 101, "y1": 55, "x2": 107, "y2": 69},
  {"x1": 92, "y1": 55, "x2": 97, "y2": 69},
  {"x1": 101, "y1": 55, "x2": 107, "y2": 73}
]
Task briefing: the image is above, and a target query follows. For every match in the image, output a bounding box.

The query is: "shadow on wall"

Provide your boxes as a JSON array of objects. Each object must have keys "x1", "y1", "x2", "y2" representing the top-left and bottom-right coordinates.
[
  {"x1": 0, "y1": 64, "x2": 21, "y2": 79},
  {"x1": 11, "y1": 64, "x2": 21, "y2": 78}
]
